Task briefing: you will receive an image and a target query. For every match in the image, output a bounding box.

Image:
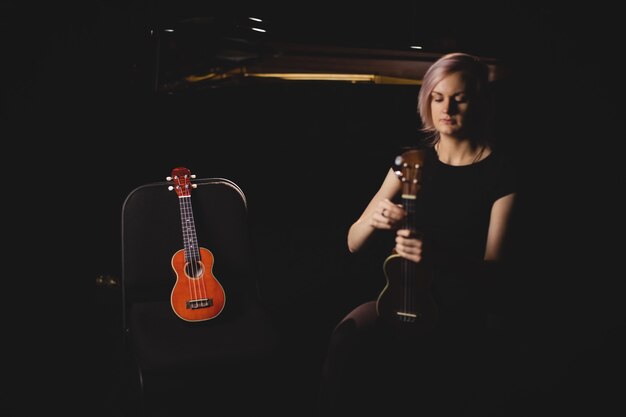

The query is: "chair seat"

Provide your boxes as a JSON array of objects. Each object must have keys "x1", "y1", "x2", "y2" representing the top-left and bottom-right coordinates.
[{"x1": 129, "y1": 298, "x2": 279, "y2": 374}]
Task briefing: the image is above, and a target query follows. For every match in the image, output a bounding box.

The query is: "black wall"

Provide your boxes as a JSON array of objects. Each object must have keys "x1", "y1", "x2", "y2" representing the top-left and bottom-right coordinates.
[{"x1": 2, "y1": 1, "x2": 623, "y2": 415}]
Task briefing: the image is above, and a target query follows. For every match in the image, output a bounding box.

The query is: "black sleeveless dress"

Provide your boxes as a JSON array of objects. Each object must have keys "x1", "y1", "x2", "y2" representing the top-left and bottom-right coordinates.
[
  {"x1": 318, "y1": 146, "x2": 518, "y2": 416},
  {"x1": 414, "y1": 146, "x2": 517, "y2": 330}
]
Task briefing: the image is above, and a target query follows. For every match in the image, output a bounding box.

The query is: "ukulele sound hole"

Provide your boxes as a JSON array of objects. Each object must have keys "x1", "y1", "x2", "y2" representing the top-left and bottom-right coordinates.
[{"x1": 185, "y1": 261, "x2": 205, "y2": 278}]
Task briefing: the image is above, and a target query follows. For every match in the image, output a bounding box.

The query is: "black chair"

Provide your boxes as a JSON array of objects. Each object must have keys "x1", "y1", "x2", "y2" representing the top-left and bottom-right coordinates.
[{"x1": 121, "y1": 174, "x2": 279, "y2": 416}]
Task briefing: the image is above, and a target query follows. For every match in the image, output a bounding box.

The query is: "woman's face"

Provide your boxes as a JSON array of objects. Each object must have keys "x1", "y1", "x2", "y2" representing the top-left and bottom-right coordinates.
[{"x1": 430, "y1": 71, "x2": 472, "y2": 138}]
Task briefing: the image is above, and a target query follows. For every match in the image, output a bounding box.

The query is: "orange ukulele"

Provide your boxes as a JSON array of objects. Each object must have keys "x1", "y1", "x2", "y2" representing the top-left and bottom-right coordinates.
[
  {"x1": 167, "y1": 167, "x2": 226, "y2": 322},
  {"x1": 376, "y1": 149, "x2": 438, "y2": 332}
]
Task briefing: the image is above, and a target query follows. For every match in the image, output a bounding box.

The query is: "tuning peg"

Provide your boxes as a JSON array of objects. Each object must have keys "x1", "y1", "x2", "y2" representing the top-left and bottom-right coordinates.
[
  {"x1": 191, "y1": 174, "x2": 196, "y2": 179},
  {"x1": 166, "y1": 176, "x2": 172, "y2": 181},
  {"x1": 192, "y1": 184, "x2": 197, "y2": 189},
  {"x1": 168, "y1": 186, "x2": 174, "y2": 191}
]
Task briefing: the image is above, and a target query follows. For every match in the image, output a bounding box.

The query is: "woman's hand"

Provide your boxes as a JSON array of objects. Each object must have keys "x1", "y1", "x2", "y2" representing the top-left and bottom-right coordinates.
[
  {"x1": 394, "y1": 229, "x2": 423, "y2": 263},
  {"x1": 369, "y1": 198, "x2": 422, "y2": 262},
  {"x1": 370, "y1": 198, "x2": 405, "y2": 230}
]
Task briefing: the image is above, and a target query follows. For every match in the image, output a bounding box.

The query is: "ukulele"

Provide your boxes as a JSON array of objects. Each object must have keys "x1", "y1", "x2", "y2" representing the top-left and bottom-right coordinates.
[
  {"x1": 167, "y1": 167, "x2": 226, "y2": 322},
  {"x1": 376, "y1": 149, "x2": 438, "y2": 332}
]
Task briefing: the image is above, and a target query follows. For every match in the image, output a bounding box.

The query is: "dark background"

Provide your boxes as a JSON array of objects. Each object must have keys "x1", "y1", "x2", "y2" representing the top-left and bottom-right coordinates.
[{"x1": 1, "y1": 1, "x2": 623, "y2": 415}]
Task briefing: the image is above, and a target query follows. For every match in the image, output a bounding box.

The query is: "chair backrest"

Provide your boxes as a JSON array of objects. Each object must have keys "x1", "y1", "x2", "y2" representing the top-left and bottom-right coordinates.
[{"x1": 121, "y1": 177, "x2": 255, "y2": 329}]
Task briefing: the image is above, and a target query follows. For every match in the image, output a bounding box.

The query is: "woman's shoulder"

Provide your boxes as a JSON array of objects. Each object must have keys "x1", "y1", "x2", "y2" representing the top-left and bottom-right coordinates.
[
  {"x1": 484, "y1": 145, "x2": 519, "y2": 197},
  {"x1": 490, "y1": 145, "x2": 520, "y2": 171}
]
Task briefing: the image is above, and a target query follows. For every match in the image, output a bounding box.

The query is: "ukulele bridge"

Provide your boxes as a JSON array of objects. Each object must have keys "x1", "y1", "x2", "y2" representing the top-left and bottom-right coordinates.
[
  {"x1": 396, "y1": 311, "x2": 421, "y2": 322},
  {"x1": 186, "y1": 298, "x2": 214, "y2": 310}
]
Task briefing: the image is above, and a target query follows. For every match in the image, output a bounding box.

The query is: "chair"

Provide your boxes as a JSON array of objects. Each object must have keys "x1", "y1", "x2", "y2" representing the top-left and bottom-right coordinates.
[{"x1": 121, "y1": 174, "x2": 279, "y2": 416}]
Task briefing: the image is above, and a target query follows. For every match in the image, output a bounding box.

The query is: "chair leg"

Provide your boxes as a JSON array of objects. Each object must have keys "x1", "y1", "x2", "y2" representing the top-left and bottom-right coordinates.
[
  {"x1": 121, "y1": 355, "x2": 146, "y2": 417},
  {"x1": 136, "y1": 363, "x2": 146, "y2": 417}
]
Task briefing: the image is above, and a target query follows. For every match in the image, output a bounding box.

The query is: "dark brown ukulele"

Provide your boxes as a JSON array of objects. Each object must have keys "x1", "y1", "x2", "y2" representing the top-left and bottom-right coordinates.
[
  {"x1": 167, "y1": 167, "x2": 226, "y2": 322},
  {"x1": 376, "y1": 149, "x2": 438, "y2": 332}
]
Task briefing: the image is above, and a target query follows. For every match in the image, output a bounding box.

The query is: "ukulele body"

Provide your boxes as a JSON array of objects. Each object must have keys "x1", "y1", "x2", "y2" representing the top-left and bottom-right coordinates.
[
  {"x1": 377, "y1": 253, "x2": 438, "y2": 332},
  {"x1": 170, "y1": 247, "x2": 226, "y2": 322}
]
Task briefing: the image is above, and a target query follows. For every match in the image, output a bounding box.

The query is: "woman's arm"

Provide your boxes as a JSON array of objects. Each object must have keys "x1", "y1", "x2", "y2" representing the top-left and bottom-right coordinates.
[
  {"x1": 347, "y1": 168, "x2": 402, "y2": 253},
  {"x1": 429, "y1": 192, "x2": 517, "y2": 286},
  {"x1": 484, "y1": 193, "x2": 516, "y2": 261}
]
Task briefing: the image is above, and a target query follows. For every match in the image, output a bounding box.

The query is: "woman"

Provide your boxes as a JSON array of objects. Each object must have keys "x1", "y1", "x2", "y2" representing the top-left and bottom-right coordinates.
[{"x1": 318, "y1": 52, "x2": 518, "y2": 416}]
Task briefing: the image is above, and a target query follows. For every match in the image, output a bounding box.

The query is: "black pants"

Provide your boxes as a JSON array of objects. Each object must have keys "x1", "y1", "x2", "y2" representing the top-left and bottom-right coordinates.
[{"x1": 318, "y1": 300, "x2": 507, "y2": 417}]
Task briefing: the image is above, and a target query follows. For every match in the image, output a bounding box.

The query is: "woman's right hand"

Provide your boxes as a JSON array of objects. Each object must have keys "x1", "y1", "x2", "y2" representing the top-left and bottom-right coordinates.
[{"x1": 370, "y1": 198, "x2": 405, "y2": 230}]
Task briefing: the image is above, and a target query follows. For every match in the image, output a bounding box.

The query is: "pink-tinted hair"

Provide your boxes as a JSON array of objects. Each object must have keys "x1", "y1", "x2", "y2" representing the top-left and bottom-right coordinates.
[{"x1": 417, "y1": 52, "x2": 493, "y2": 145}]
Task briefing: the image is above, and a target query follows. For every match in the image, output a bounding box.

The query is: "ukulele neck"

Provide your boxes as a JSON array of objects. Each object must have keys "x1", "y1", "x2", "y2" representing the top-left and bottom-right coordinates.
[{"x1": 178, "y1": 195, "x2": 201, "y2": 262}]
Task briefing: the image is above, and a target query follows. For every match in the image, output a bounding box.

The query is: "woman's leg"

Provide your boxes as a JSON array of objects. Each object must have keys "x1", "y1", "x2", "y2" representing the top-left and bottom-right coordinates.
[{"x1": 317, "y1": 300, "x2": 381, "y2": 415}]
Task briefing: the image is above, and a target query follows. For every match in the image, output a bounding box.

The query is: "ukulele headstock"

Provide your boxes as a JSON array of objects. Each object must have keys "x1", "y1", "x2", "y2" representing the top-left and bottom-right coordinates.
[
  {"x1": 167, "y1": 167, "x2": 197, "y2": 197},
  {"x1": 394, "y1": 149, "x2": 426, "y2": 197}
]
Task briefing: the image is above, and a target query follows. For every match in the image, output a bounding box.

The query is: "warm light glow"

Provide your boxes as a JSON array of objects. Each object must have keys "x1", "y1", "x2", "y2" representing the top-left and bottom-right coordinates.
[
  {"x1": 250, "y1": 73, "x2": 376, "y2": 81},
  {"x1": 186, "y1": 71, "x2": 421, "y2": 85},
  {"x1": 248, "y1": 73, "x2": 421, "y2": 84},
  {"x1": 186, "y1": 73, "x2": 233, "y2": 82}
]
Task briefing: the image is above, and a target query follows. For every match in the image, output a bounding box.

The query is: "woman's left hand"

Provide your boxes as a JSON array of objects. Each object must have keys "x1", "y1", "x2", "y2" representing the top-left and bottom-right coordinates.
[{"x1": 394, "y1": 229, "x2": 423, "y2": 263}]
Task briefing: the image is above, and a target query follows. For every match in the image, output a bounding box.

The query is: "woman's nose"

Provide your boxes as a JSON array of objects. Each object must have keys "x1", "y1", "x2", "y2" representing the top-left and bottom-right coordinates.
[{"x1": 442, "y1": 100, "x2": 456, "y2": 114}]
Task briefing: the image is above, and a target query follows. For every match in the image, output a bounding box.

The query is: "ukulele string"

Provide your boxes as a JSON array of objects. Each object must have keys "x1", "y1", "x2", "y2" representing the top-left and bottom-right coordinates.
[
  {"x1": 402, "y1": 200, "x2": 408, "y2": 321},
  {"x1": 405, "y1": 197, "x2": 416, "y2": 321},
  {"x1": 181, "y1": 191, "x2": 207, "y2": 304},
  {"x1": 187, "y1": 188, "x2": 209, "y2": 304},
  {"x1": 180, "y1": 195, "x2": 199, "y2": 303}
]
